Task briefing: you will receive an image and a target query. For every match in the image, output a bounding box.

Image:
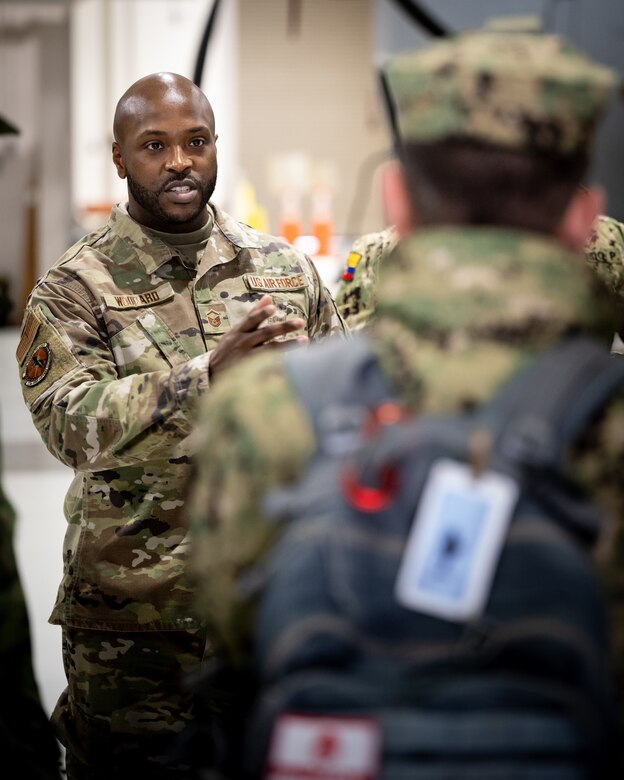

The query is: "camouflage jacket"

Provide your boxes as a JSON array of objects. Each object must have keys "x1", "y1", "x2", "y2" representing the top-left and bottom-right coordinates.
[
  {"x1": 586, "y1": 215, "x2": 624, "y2": 298},
  {"x1": 335, "y1": 227, "x2": 399, "y2": 331},
  {"x1": 15, "y1": 203, "x2": 345, "y2": 631},
  {"x1": 0, "y1": 443, "x2": 62, "y2": 777},
  {"x1": 188, "y1": 227, "x2": 624, "y2": 681},
  {"x1": 586, "y1": 214, "x2": 624, "y2": 354}
]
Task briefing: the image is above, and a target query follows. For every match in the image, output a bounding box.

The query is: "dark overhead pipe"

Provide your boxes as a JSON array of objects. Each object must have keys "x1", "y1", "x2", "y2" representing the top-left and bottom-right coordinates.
[
  {"x1": 192, "y1": 0, "x2": 224, "y2": 88},
  {"x1": 0, "y1": 114, "x2": 19, "y2": 135},
  {"x1": 389, "y1": 0, "x2": 449, "y2": 38}
]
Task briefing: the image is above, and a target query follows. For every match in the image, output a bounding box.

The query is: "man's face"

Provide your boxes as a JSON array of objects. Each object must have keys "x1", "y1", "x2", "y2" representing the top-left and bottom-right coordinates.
[{"x1": 112, "y1": 91, "x2": 218, "y2": 233}]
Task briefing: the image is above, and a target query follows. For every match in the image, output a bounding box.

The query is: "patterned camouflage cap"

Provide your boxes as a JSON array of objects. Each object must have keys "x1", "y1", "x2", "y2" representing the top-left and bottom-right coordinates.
[{"x1": 383, "y1": 31, "x2": 615, "y2": 155}]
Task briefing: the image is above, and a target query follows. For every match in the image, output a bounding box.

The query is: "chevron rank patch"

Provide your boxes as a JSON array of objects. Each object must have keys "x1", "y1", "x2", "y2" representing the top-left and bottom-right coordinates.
[{"x1": 198, "y1": 302, "x2": 231, "y2": 335}]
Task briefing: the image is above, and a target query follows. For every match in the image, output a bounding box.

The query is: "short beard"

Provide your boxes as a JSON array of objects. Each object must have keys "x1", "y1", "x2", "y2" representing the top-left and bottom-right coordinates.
[{"x1": 126, "y1": 170, "x2": 217, "y2": 226}]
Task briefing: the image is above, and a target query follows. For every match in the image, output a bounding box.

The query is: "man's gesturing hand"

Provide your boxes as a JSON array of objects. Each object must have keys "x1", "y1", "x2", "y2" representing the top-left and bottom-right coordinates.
[{"x1": 208, "y1": 294, "x2": 308, "y2": 380}]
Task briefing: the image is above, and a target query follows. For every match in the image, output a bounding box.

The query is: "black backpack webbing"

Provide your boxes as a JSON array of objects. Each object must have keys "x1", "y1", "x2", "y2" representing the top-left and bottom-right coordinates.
[{"x1": 283, "y1": 333, "x2": 624, "y2": 470}]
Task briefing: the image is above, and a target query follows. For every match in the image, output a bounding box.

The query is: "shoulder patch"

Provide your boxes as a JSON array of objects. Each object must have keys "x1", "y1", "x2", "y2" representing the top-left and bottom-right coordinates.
[
  {"x1": 341, "y1": 251, "x2": 362, "y2": 282},
  {"x1": 22, "y1": 342, "x2": 52, "y2": 386},
  {"x1": 16, "y1": 309, "x2": 40, "y2": 364},
  {"x1": 243, "y1": 273, "x2": 307, "y2": 292},
  {"x1": 102, "y1": 282, "x2": 175, "y2": 310},
  {"x1": 18, "y1": 317, "x2": 80, "y2": 408}
]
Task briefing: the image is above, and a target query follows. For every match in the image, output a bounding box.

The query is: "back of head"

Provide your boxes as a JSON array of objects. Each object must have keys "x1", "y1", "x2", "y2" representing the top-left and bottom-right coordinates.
[{"x1": 382, "y1": 30, "x2": 615, "y2": 230}]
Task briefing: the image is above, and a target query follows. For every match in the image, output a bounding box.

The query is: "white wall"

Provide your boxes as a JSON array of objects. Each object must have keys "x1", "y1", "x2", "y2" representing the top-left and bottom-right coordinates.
[
  {"x1": 70, "y1": 0, "x2": 239, "y2": 228},
  {"x1": 238, "y1": 0, "x2": 389, "y2": 243},
  {"x1": 0, "y1": 0, "x2": 239, "y2": 325},
  {"x1": 0, "y1": 3, "x2": 71, "y2": 324}
]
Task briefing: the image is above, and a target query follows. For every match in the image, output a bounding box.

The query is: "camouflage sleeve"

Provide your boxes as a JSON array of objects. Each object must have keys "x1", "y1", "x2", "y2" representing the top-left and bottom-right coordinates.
[
  {"x1": 188, "y1": 351, "x2": 315, "y2": 665},
  {"x1": 303, "y1": 254, "x2": 349, "y2": 340},
  {"x1": 585, "y1": 215, "x2": 624, "y2": 299},
  {"x1": 17, "y1": 280, "x2": 212, "y2": 472},
  {"x1": 334, "y1": 227, "x2": 399, "y2": 331}
]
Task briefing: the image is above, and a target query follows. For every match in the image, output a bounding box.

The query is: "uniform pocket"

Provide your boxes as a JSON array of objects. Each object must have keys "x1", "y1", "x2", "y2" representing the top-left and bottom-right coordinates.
[{"x1": 110, "y1": 309, "x2": 191, "y2": 375}]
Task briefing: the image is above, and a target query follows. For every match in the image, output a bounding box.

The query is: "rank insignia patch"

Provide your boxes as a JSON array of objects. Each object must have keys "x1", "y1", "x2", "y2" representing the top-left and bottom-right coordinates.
[
  {"x1": 22, "y1": 342, "x2": 52, "y2": 386},
  {"x1": 206, "y1": 307, "x2": 223, "y2": 328},
  {"x1": 198, "y1": 301, "x2": 230, "y2": 335}
]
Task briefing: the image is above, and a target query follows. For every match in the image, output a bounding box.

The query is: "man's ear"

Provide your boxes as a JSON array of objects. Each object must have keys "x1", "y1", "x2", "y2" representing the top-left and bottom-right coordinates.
[
  {"x1": 557, "y1": 185, "x2": 605, "y2": 251},
  {"x1": 112, "y1": 142, "x2": 127, "y2": 180},
  {"x1": 381, "y1": 160, "x2": 415, "y2": 237}
]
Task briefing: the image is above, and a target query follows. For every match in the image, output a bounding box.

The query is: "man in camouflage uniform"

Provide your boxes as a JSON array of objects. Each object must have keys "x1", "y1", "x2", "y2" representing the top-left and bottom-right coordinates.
[
  {"x1": 0, "y1": 431, "x2": 62, "y2": 778},
  {"x1": 187, "y1": 29, "x2": 624, "y2": 775},
  {"x1": 14, "y1": 72, "x2": 346, "y2": 779},
  {"x1": 335, "y1": 226, "x2": 398, "y2": 330}
]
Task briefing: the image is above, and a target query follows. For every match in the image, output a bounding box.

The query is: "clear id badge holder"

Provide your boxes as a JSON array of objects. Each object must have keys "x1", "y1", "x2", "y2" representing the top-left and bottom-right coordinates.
[{"x1": 395, "y1": 458, "x2": 519, "y2": 622}]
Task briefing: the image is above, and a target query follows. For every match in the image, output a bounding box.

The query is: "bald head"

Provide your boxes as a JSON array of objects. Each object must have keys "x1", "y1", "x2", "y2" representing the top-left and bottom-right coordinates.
[
  {"x1": 113, "y1": 72, "x2": 215, "y2": 145},
  {"x1": 111, "y1": 71, "x2": 218, "y2": 233}
]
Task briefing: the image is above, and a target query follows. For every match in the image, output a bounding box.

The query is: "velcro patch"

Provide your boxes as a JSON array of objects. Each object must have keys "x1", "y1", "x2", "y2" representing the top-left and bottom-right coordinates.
[
  {"x1": 243, "y1": 273, "x2": 307, "y2": 292},
  {"x1": 102, "y1": 282, "x2": 174, "y2": 310},
  {"x1": 19, "y1": 319, "x2": 80, "y2": 407},
  {"x1": 265, "y1": 713, "x2": 381, "y2": 780},
  {"x1": 198, "y1": 302, "x2": 231, "y2": 334},
  {"x1": 22, "y1": 342, "x2": 52, "y2": 386},
  {"x1": 341, "y1": 251, "x2": 362, "y2": 282},
  {"x1": 16, "y1": 309, "x2": 40, "y2": 364}
]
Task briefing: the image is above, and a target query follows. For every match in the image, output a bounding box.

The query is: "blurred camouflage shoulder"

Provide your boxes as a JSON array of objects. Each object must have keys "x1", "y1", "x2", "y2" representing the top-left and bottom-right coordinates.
[
  {"x1": 585, "y1": 215, "x2": 624, "y2": 354},
  {"x1": 586, "y1": 214, "x2": 624, "y2": 299},
  {"x1": 335, "y1": 226, "x2": 399, "y2": 331}
]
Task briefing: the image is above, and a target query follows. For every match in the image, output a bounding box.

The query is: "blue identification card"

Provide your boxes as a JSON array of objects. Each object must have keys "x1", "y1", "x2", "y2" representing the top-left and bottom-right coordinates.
[{"x1": 395, "y1": 458, "x2": 519, "y2": 621}]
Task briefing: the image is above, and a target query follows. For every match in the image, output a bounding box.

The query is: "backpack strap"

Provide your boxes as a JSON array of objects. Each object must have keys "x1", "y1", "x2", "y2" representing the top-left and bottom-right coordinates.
[
  {"x1": 479, "y1": 335, "x2": 624, "y2": 468},
  {"x1": 261, "y1": 334, "x2": 396, "y2": 524},
  {"x1": 281, "y1": 332, "x2": 396, "y2": 453},
  {"x1": 282, "y1": 333, "x2": 624, "y2": 469}
]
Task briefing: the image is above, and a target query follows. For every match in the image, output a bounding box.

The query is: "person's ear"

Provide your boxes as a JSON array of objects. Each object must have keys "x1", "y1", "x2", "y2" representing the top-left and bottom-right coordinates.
[
  {"x1": 112, "y1": 142, "x2": 127, "y2": 180},
  {"x1": 557, "y1": 185, "x2": 605, "y2": 252},
  {"x1": 381, "y1": 160, "x2": 415, "y2": 237}
]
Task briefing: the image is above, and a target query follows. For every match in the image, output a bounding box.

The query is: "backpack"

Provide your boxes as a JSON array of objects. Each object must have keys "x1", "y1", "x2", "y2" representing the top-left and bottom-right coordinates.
[{"x1": 235, "y1": 332, "x2": 624, "y2": 780}]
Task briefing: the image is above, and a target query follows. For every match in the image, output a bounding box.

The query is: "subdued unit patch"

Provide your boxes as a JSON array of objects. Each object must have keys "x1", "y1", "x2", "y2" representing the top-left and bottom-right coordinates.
[
  {"x1": 20, "y1": 320, "x2": 80, "y2": 407},
  {"x1": 22, "y1": 342, "x2": 52, "y2": 386}
]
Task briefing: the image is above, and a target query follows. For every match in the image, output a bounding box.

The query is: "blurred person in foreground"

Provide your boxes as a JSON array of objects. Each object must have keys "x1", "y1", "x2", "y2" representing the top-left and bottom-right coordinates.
[
  {"x1": 0, "y1": 428, "x2": 62, "y2": 778},
  {"x1": 14, "y1": 71, "x2": 346, "y2": 780},
  {"x1": 337, "y1": 215, "x2": 624, "y2": 334},
  {"x1": 186, "y1": 27, "x2": 624, "y2": 775}
]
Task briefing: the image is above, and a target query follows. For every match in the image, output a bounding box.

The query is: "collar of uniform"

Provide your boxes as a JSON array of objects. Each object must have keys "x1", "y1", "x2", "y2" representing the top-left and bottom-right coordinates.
[
  {"x1": 371, "y1": 225, "x2": 618, "y2": 415},
  {"x1": 108, "y1": 203, "x2": 182, "y2": 275},
  {"x1": 196, "y1": 203, "x2": 281, "y2": 273},
  {"x1": 211, "y1": 202, "x2": 274, "y2": 250},
  {"x1": 374, "y1": 225, "x2": 605, "y2": 337}
]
